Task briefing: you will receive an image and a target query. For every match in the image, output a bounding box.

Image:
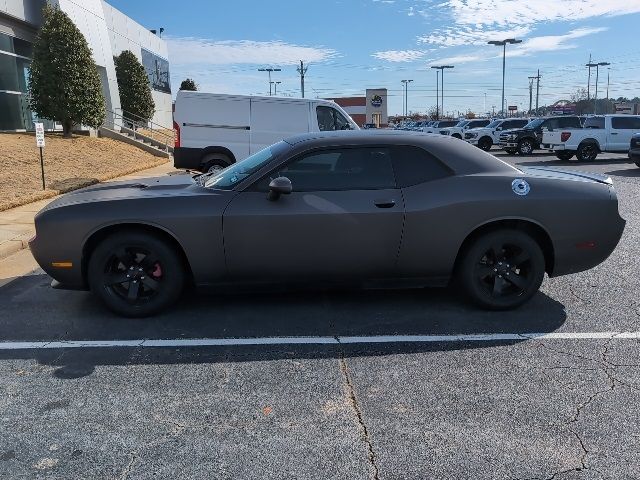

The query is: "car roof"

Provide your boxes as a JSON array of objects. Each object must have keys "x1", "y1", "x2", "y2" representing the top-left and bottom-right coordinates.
[{"x1": 282, "y1": 130, "x2": 519, "y2": 175}]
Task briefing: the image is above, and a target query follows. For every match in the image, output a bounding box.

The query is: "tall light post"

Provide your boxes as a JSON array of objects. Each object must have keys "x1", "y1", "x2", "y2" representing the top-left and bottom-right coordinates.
[
  {"x1": 271, "y1": 81, "x2": 282, "y2": 95},
  {"x1": 586, "y1": 61, "x2": 610, "y2": 114},
  {"x1": 432, "y1": 68, "x2": 440, "y2": 120},
  {"x1": 431, "y1": 65, "x2": 454, "y2": 119},
  {"x1": 258, "y1": 67, "x2": 281, "y2": 96},
  {"x1": 488, "y1": 38, "x2": 522, "y2": 117},
  {"x1": 401, "y1": 79, "x2": 413, "y2": 118}
]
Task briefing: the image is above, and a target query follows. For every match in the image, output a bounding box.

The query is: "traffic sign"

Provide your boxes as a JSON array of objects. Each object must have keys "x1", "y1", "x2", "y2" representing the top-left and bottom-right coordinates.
[{"x1": 35, "y1": 122, "x2": 45, "y2": 147}]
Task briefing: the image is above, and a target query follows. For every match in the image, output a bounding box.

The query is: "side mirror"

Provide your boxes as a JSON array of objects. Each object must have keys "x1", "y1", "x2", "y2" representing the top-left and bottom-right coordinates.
[{"x1": 267, "y1": 177, "x2": 292, "y2": 201}]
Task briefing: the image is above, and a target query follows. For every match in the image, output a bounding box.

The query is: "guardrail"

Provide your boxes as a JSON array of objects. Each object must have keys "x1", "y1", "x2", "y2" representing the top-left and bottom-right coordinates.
[{"x1": 103, "y1": 109, "x2": 175, "y2": 151}]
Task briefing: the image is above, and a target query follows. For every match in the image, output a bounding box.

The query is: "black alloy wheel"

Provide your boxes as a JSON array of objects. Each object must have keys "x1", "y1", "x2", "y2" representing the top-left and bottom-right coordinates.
[
  {"x1": 458, "y1": 229, "x2": 545, "y2": 310},
  {"x1": 88, "y1": 232, "x2": 185, "y2": 317},
  {"x1": 478, "y1": 137, "x2": 493, "y2": 151},
  {"x1": 517, "y1": 138, "x2": 534, "y2": 155},
  {"x1": 576, "y1": 143, "x2": 599, "y2": 162}
]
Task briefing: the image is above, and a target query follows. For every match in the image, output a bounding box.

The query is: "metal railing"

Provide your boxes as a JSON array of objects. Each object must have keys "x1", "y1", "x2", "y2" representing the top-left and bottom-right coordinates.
[{"x1": 103, "y1": 108, "x2": 175, "y2": 151}]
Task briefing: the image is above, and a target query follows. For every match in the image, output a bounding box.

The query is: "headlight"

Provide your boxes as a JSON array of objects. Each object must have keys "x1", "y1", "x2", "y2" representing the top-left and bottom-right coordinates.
[{"x1": 469, "y1": 133, "x2": 478, "y2": 138}]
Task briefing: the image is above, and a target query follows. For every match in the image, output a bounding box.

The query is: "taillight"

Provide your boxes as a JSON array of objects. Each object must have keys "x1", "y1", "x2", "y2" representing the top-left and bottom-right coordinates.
[
  {"x1": 561, "y1": 131, "x2": 571, "y2": 142},
  {"x1": 173, "y1": 120, "x2": 180, "y2": 148}
]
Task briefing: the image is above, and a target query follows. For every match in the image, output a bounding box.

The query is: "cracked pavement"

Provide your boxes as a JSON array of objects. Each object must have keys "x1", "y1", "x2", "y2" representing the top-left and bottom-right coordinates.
[{"x1": 0, "y1": 152, "x2": 639, "y2": 479}]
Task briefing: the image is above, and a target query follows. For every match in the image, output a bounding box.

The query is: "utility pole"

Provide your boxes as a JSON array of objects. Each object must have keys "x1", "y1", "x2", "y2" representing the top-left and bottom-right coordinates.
[
  {"x1": 528, "y1": 76, "x2": 534, "y2": 114},
  {"x1": 586, "y1": 61, "x2": 610, "y2": 114},
  {"x1": 535, "y1": 69, "x2": 540, "y2": 115},
  {"x1": 586, "y1": 53, "x2": 592, "y2": 101},
  {"x1": 434, "y1": 69, "x2": 440, "y2": 119},
  {"x1": 606, "y1": 68, "x2": 610, "y2": 100},
  {"x1": 258, "y1": 67, "x2": 281, "y2": 96},
  {"x1": 297, "y1": 60, "x2": 308, "y2": 98}
]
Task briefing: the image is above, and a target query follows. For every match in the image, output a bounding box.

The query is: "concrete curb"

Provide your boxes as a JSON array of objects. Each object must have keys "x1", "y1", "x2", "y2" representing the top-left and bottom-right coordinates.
[{"x1": 0, "y1": 232, "x2": 34, "y2": 260}]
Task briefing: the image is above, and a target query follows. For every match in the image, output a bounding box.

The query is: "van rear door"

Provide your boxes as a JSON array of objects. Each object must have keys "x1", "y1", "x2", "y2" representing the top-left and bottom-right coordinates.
[{"x1": 250, "y1": 98, "x2": 311, "y2": 154}]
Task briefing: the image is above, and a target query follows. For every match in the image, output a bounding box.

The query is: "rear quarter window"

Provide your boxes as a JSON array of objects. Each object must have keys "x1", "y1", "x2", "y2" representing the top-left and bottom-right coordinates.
[{"x1": 392, "y1": 146, "x2": 453, "y2": 187}]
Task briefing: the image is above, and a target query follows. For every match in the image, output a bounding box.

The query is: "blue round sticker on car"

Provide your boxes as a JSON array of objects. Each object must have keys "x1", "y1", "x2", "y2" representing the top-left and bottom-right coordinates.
[{"x1": 512, "y1": 178, "x2": 530, "y2": 196}]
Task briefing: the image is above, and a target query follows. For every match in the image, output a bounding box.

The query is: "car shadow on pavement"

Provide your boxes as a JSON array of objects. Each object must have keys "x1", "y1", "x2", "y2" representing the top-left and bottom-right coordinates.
[
  {"x1": 606, "y1": 168, "x2": 640, "y2": 177},
  {"x1": 515, "y1": 159, "x2": 636, "y2": 167},
  {"x1": 0, "y1": 273, "x2": 567, "y2": 379}
]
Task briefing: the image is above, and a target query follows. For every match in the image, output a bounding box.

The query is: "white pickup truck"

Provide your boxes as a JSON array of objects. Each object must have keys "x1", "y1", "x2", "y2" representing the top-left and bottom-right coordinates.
[{"x1": 542, "y1": 115, "x2": 640, "y2": 161}]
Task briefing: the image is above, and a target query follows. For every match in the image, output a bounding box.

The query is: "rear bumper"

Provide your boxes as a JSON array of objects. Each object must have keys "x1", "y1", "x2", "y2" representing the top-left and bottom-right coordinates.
[
  {"x1": 174, "y1": 147, "x2": 203, "y2": 170},
  {"x1": 542, "y1": 143, "x2": 566, "y2": 151}
]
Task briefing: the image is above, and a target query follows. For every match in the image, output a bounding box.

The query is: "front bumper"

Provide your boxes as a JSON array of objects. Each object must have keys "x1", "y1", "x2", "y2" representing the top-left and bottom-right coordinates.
[
  {"x1": 499, "y1": 142, "x2": 518, "y2": 148},
  {"x1": 629, "y1": 147, "x2": 640, "y2": 160}
]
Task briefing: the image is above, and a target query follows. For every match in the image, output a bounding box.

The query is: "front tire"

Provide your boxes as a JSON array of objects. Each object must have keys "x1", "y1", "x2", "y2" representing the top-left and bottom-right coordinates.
[
  {"x1": 88, "y1": 232, "x2": 185, "y2": 317},
  {"x1": 478, "y1": 137, "x2": 493, "y2": 151},
  {"x1": 457, "y1": 229, "x2": 545, "y2": 310},
  {"x1": 517, "y1": 138, "x2": 534, "y2": 155}
]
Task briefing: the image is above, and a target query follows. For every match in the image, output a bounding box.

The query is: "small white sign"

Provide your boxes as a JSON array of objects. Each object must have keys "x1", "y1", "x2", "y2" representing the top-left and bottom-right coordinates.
[{"x1": 35, "y1": 122, "x2": 45, "y2": 147}]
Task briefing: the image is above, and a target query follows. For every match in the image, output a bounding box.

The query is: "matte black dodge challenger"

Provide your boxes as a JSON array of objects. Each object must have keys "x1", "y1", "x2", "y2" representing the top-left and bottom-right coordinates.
[{"x1": 30, "y1": 131, "x2": 625, "y2": 317}]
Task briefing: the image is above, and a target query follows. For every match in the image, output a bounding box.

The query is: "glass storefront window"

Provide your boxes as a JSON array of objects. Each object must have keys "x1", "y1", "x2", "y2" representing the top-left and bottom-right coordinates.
[{"x1": 0, "y1": 92, "x2": 32, "y2": 130}]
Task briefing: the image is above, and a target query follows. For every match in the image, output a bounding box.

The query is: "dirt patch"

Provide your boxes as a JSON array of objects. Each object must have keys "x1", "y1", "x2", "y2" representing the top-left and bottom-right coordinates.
[{"x1": 0, "y1": 132, "x2": 168, "y2": 211}]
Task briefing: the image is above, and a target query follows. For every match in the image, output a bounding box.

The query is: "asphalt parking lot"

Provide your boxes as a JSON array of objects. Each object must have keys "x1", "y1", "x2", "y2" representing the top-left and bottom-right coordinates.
[{"x1": 1, "y1": 151, "x2": 639, "y2": 479}]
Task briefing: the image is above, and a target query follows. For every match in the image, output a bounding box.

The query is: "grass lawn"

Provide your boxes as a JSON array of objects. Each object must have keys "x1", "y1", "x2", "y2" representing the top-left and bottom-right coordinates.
[{"x1": 0, "y1": 133, "x2": 168, "y2": 211}]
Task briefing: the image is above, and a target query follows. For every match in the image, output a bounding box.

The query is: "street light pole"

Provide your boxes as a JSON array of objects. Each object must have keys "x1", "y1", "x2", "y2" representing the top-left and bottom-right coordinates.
[
  {"x1": 586, "y1": 61, "x2": 610, "y2": 114},
  {"x1": 488, "y1": 38, "x2": 522, "y2": 118},
  {"x1": 258, "y1": 67, "x2": 281, "y2": 96},
  {"x1": 401, "y1": 79, "x2": 413, "y2": 118},
  {"x1": 431, "y1": 66, "x2": 454, "y2": 119},
  {"x1": 272, "y1": 81, "x2": 281, "y2": 95}
]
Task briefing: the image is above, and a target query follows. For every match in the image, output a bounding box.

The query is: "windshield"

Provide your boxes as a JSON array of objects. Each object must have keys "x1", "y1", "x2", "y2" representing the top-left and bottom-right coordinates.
[
  {"x1": 486, "y1": 120, "x2": 501, "y2": 128},
  {"x1": 204, "y1": 142, "x2": 286, "y2": 189},
  {"x1": 524, "y1": 118, "x2": 544, "y2": 129},
  {"x1": 455, "y1": 120, "x2": 469, "y2": 127}
]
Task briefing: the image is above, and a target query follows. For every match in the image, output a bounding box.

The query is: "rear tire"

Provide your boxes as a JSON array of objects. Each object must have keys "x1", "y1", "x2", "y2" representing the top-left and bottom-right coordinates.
[
  {"x1": 576, "y1": 143, "x2": 599, "y2": 162},
  {"x1": 88, "y1": 232, "x2": 185, "y2": 317},
  {"x1": 555, "y1": 151, "x2": 575, "y2": 161},
  {"x1": 201, "y1": 153, "x2": 231, "y2": 174},
  {"x1": 457, "y1": 229, "x2": 545, "y2": 310},
  {"x1": 478, "y1": 137, "x2": 493, "y2": 151}
]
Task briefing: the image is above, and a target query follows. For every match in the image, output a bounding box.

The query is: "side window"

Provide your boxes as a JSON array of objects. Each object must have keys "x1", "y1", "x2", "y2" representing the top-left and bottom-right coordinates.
[
  {"x1": 513, "y1": 120, "x2": 528, "y2": 128},
  {"x1": 316, "y1": 106, "x2": 336, "y2": 131},
  {"x1": 502, "y1": 120, "x2": 517, "y2": 129},
  {"x1": 559, "y1": 117, "x2": 580, "y2": 128},
  {"x1": 584, "y1": 117, "x2": 605, "y2": 129},
  {"x1": 392, "y1": 146, "x2": 453, "y2": 188},
  {"x1": 611, "y1": 116, "x2": 640, "y2": 129},
  {"x1": 253, "y1": 147, "x2": 396, "y2": 192},
  {"x1": 316, "y1": 106, "x2": 352, "y2": 131},
  {"x1": 544, "y1": 118, "x2": 560, "y2": 130}
]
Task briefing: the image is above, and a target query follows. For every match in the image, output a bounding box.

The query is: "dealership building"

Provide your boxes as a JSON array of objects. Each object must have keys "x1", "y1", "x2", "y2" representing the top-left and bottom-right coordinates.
[
  {"x1": 328, "y1": 89, "x2": 389, "y2": 128},
  {"x1": 0, "y1": 0, "x2": 172, "y2": 131}
]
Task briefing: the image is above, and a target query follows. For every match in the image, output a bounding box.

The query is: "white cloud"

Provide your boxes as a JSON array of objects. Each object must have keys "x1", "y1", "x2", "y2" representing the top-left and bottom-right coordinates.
[
  {"x1": 425, "y1": 54, "x2": 485, "y2": 66},
  {"x1": 419, "y1": 26, "x2": 532, "y2": 47},
  {"x1": 441, "y1": 0, "x2": 640, "y2": 27},
  {"x1": 167, "y1": 37, "x2": 337, "y2": 66},
  {"x1": 508, "y1": 27, "x2": 608, "y2": 56},
  {"x1": 372, "y1": 50, "x2": 427, "y2": 62}
]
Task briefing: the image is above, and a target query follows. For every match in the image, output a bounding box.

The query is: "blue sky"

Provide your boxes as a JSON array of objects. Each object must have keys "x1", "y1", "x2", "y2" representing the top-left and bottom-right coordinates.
[{"x1": 107, "y1": 0, "x2": 640, "y2": 116}]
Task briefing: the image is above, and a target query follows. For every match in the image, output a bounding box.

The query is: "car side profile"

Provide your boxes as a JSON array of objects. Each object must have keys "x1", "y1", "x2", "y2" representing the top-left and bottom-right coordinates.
[{"x1": 29, "y1": 131, "x2": 625, "y2": 317}]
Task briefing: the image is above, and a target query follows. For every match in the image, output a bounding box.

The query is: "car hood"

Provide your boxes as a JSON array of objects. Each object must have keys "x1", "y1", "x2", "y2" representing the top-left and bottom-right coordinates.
[
  {"x1": 521, "y1": 166, "x2": 612, "y2": 185},
  {"x1": 40, "y1": 174, "x2": 219, "y2": 211}
]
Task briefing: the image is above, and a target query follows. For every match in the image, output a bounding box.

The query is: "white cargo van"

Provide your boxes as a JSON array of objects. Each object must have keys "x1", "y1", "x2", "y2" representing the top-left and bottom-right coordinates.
[{"x1": 173, "y1": 91, "x2": 359, "y2": 172}]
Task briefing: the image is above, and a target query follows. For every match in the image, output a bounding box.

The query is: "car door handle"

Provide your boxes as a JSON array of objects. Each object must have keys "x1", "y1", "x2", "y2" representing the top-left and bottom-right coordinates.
[
  {"x1": 611, "y1": 132, "x2": 619, "y2": 135},
  {"x1": 374, "y1": 199, "x2": 396, "y2": 209}
]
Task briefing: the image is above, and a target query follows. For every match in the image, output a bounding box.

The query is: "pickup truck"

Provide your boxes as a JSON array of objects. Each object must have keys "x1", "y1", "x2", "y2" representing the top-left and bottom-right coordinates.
[
  {"x1": 542, "y1": 115, "x2": 640, "y2": 162},
  {"x1": 630, "y1": 133, "x2": 640, "y2": 167},
  {"x1": 498, "y1": 116, "x2": 584, "y2": 155},
  {"x1": 439, "y1": 118, "x2": 491, "y2": 139},
  {"x1": 465, "y1": 118, "x2": 530, "y2": 151},
  {"x1": 421, "y1": 119, "x2": 458, "y2": 134}
]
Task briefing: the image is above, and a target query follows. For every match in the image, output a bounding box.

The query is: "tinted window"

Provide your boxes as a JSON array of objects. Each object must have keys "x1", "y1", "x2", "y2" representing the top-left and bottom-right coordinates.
[
  {"x1": 439, "y1": 120, "x2": 458, "y2": 128},
  {"x1": 392, "y1": 146, "x2": 452, "y2": 187},
  {"x1": 255, "y1": 147, "x2": 396, "y2": 191},
  {"x1": 543, "y1": 118, "x2": 561, "y2": 130},
  {"x1": 509, "y1": 119, "x2": 529, "y2": 128},
  {"x1": 584, "y1": 117, "x2": 605, "y2": 129},
  {"x1": 559, "y1": 117, "x2": 582, "y2": 128},
  {"x1": 316, "y1": 106, "x2": 352, "y2": 131},
  {"x1": 469, "y1": 120, "x2": 490, "y2": 128},
  {"x1": 611, "y1": 116, "x2": 640, "y2": 129}
]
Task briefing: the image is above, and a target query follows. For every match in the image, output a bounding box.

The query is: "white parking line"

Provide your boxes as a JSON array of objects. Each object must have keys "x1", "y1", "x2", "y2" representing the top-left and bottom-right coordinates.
[{"x1": 0, "y1": 332, "x2": 638, "y2": 350}]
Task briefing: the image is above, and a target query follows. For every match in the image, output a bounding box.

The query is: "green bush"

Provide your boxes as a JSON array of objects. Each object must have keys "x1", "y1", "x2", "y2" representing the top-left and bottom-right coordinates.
[{"x1": 114, "y1": 50, "x2": 155, "y2": 123}]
